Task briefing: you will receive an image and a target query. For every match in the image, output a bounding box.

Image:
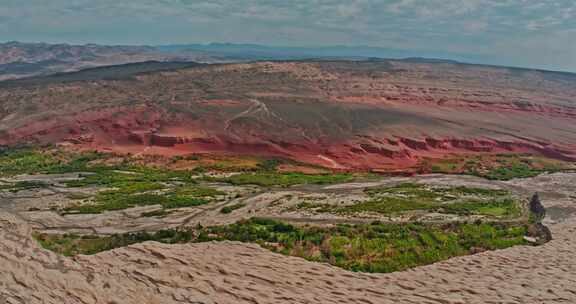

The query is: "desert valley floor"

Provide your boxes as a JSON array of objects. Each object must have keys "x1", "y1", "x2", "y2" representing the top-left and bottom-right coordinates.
[
  {"x1": 1, "y1": 171, "x2": 575, "y2": 304},
  {"x1": 1, "y1": 58, "x2": 575, "y2": 304}
]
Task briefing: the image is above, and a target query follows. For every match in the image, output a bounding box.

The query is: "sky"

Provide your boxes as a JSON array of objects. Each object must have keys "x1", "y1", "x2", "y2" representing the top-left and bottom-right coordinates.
[{"x1": 1, "y1": 0, "x2": 576, "y2": 72}]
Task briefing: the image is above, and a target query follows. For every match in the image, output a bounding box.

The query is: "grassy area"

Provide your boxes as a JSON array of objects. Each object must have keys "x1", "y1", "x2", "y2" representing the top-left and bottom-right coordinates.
[
  {"x1": 167, "y1": 154, "x2": 327, "y2": 174},
  {"x1": 34, "y1": 229, "x2": 196, "y2": 256},
  {"x1": 1, "y1": 148, "x2": 351, "y2": 215},
  {"x1": 484, "y1": 163, "x2": 541, "y2": 180},
  {"x1": 440, "y1": 198, "x2": 520, "y2": 217},
  {"x1": 63, "y1": 183, "x2": 225, "y2": 214},
  {"x1": 212, "y1": 172, "x2": 352, "y2": 187},
  {"x1": 427, "y1": 154, "x2": 574, "y2": 180},
  {"x1": 0, "y1": 148, "x2": 226, "y2": 214},
  {"x1": 61, "y1": 166, "x2": 216, "y2": 214},
  {"x1": 0, "y1": 148, "x2": 533, "y2": 218},
  {"x1": 168, "y1": 154, "x2": 283, "y2": 172},
  {"x1": 294, "y1": 183, "x2": 521, "y2": 218},
  {"x1": 35, "y1": 233, "x2": 121, "y2": 256},
  {"x1": 0, "y1": 148, "x2": 61, "y2": 176},
  {"x1": 0, "y1": 180, "x2": 50, "y2": 192},
  {"x1": 63, "y1": 193, "x2": 206, "y2": 214},
  {"x1": 64, "y1": 166, "x2": 197, "y2": 188},
  {"x1": 0, "y1": 148, "x2": 109, "y2": 177},
  {"x1": 35, "y1": 218, "x2": 530, "y2": 273}
]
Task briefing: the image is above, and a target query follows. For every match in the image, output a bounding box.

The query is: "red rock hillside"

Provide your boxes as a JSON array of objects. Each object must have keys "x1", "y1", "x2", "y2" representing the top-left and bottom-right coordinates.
[{"x1": 0, "y1": 60, "x2": 575, "y2": 170}]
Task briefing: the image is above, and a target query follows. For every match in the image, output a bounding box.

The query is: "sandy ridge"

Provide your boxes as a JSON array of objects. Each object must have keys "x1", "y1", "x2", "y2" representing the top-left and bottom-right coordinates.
[{"x1": 1, "y1": 211, "x2": 575, "y2": 303}]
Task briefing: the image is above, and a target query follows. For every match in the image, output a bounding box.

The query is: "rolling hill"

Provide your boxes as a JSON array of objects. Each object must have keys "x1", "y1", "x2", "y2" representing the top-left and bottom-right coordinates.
[
  {"x1": 1, "y1": 59, "x2": 575, "y2": 170},
  {"x1": 0, "y1": 41, "x2": 228, "y2": 81}
]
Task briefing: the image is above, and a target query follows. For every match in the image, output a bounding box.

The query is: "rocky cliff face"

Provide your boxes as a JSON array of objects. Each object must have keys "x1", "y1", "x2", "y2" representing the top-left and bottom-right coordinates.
[{"x1": 1, "y1": 60, "x2": 575, "y2": 169}]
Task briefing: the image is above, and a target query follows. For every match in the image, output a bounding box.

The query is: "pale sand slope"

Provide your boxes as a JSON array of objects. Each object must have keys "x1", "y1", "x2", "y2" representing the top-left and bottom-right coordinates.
[{"x1": 1, "y1": 175, "x2": 576, "y2": 304}]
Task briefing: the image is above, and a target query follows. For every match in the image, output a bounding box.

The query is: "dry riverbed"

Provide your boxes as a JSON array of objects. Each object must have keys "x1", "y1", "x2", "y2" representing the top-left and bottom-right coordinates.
[
  {"x1": 0, "y1": 172, "x2": 575, "y2": 303},
  {"x1": 1, "y1": 173, "x2": 532, "y2": 234}
]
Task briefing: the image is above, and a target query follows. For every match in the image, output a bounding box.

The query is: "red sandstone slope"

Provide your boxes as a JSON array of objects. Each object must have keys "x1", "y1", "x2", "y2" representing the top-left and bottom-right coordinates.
[{"x1": 0, "y1": 60, "x2": 575, "y2": 170}]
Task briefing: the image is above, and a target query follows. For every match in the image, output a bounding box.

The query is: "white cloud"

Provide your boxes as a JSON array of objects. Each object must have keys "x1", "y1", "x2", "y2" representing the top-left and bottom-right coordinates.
[{"x1": 464, "y1": 21, "x2": 488, "y2": 33}]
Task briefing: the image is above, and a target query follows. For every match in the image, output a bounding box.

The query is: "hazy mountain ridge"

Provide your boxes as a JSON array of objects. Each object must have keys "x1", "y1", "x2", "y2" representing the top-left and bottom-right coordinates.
[
  {"x1": 2, "y1": 41, "x2": 575, "y2": 81},
  {"x1": 0, "y1": 41, "x2": 229, "y2": 80},
  {"x1": 157, "y1": 42, "x2": 476, "y2": 62}
]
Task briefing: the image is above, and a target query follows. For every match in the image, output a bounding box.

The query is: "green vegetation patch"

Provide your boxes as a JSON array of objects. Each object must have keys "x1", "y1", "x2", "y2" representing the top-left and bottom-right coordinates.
[
  {"x1": 64, "y1": 168, "x2": 211, "y2": 212},
  {"x1": 0, "y1": 149, "x2": 62, "y2": 176},
  {"x1": 0, "y1": 180, "x2": 50, "y2": 192},
  {"x1": 484, "y1": 163, "x2": 541, "y2": 180},
  {"x1": 0, "y1": 148, "x2": 229, "y2": 214},
  {"x1": 0, "y1": 148, "x2": 109, "y2": 177},
  {"x1": 440, "y1": 198, "x2": 520, "y2": 217},
  {"x1": 295, "y1": 183, "x2": 521, "y2": 218},
  {"x1": 220, "y1": 203, "x2": 246, "y2": 214},
  {"x1": 35, "y1": 219, "x2": 530, "y2": 273},
  {"x1": 427, "y1": 154, "x2": 574, "y2": 180},
  {"x1": 212, "y1": 172, "x2": 352, "y2": 187},
  {"x1": 34, "y1": 229, "x2": 194, "y2": 256},
  {"x1": 63, "y1": 184, "x2": 225, "y2": 214},
  {"x1": 64, "y1": 166, "x2": 197, "y2": 188}
]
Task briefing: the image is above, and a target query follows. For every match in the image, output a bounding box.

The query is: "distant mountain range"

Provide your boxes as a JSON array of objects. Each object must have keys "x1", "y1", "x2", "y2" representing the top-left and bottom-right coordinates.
[
  {"x1": 0, "y1": 41, "x2": 230, "y2": 80},
  {"x1": 156, "y1": 43, "x2": 477, "y2": 62},
  {"x1": 0, "y1": 41, "x2": 572, "y2": 81}
]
